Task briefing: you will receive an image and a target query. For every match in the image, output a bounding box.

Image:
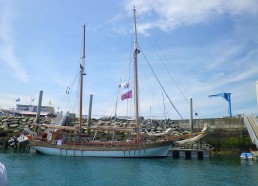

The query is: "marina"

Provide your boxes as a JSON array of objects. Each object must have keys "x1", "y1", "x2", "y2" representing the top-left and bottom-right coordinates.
[
  {"x1": 27, "y1": 8, "x2": 206, "y2": 158},
  {"x1": 0, "y1": 1, "x2": 258, "y2": 185}
]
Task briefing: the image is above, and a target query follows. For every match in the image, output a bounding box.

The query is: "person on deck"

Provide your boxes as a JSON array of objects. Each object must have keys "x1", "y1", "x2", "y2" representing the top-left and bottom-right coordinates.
[{"x1": 41, "y1": 132, "x2": 47, "y2": 141}]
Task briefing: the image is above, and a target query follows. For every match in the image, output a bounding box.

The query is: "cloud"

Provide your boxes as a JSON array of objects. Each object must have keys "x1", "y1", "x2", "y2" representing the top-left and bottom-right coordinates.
[
  {"x1": 0, "y1": 2, "x2": 29, "y2": 82},
  {"x1": 124, "y1": 0, "x2": 258, "y2": 34},
  {"x1": 136, "y1": 41, "x2": 258, "y2": 118}
]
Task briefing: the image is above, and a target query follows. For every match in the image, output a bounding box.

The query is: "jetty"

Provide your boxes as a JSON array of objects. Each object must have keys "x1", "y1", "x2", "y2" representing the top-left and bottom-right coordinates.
[
  {"x1": 168, "y1": 142, "x2": 210, "y2": 158},
  {"x1": 244, "y1": 114, "x2": 258, "y2": 159}
]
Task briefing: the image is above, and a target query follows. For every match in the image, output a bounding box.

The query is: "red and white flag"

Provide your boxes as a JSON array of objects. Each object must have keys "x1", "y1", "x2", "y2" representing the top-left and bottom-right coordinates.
[{"x1": 121, "y1": 90, "x2": 132, "y2": 100}]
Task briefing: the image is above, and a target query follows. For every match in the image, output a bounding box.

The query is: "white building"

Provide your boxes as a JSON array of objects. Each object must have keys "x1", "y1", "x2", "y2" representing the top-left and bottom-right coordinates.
[{"x1": 11, "y1": 104, "x2": 55, "y2": 116}]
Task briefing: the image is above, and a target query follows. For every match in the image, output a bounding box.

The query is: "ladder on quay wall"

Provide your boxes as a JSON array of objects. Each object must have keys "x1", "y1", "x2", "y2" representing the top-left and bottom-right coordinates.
[
  {"x1": 46, "y1": 111, "x2": 70, "y2": 140},
  {"x1": 244, "y1": 114, "x2": 258, "y2": 148},
  {"x1": 51, "y1": 111, "x2": 69, "y2": 126}
]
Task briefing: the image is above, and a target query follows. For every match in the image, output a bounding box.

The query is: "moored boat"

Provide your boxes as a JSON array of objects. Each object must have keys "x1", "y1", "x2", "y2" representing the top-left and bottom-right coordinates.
[
  {"x1": 30, "y1": 138, "x2": 172, "y2": 157},
  {"x1": 8, "y1": 134, "x2": 29, "y2": 148},
  {"x1": 30, "y1": 7, "x2": 190, "y2": 157}
]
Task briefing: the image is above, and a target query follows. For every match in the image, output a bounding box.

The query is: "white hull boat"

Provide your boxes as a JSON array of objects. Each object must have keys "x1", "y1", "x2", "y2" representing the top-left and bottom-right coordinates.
[
  {"x1": 30, "y1": 141, "x2": 170, "y2": 157},
  {"x1": 29, "y1": 8, "x2": 187, "y2": 158}
]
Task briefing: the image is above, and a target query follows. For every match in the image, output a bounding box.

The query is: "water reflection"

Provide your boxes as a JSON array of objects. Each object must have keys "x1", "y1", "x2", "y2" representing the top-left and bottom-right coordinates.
[{"x1": 240, "y1": 159, "x2": 257, "y2": 166}]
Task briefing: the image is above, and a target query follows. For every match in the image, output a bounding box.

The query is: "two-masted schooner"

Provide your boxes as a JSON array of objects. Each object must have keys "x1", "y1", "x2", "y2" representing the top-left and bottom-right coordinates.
[{"x1": 29, "y1": 8, "x2": 180, "y2": 157}]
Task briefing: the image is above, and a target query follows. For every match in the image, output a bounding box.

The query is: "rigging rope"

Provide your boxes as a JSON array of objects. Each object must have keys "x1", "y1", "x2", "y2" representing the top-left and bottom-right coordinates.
[
  {"x1": 66, "y1": 72, "x2": 80, "y2": 94},
  {"x1": 153, "y1": 49, "x2": 202, "y2": 118},
  {"x1": 146, "y1": 38, "x2": 202, "y2": 118},
  {"x1": 109, "y1": 26, "x2": 135, "y2": 119},
  {"x1": 138, "y1": 44, "x2": 184, "y2": 120},
  {"x1": 55, "y1": 72, "x2": 80, "y2": 114}
]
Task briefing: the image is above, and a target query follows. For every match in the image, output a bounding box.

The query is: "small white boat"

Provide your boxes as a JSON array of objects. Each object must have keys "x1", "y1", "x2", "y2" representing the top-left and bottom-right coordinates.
[
  {"x1": 8, "y1": 134, "x2": 29, "y2": 147},
  {"x1": 240, "y1": 152, "x2": 253, "y2": 160},
  {"x1": 0, "y1": 162, "x2": 7, "y2": 186}
]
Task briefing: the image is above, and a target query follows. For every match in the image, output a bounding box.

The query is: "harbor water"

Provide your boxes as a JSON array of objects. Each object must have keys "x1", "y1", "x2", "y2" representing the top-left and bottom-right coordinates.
[{"x1": 1, "y1": 151, "x2": 258, "y2": 186}]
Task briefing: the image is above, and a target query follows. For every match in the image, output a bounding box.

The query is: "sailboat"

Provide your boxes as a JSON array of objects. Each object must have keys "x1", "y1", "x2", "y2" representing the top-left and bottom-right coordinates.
[{"x1": 29, "y1": 8, "x2": 184, "y2": 157}]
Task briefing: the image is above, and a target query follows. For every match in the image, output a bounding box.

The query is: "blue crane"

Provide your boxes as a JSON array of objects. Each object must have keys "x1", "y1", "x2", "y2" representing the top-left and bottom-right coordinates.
[{"x1": 208, "y1": 93, "x2": 232, "y2": 117}]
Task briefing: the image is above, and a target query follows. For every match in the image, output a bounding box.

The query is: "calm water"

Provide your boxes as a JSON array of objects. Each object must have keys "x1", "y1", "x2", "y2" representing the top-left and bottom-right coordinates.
[{"x1": 0, "y1": 151, "x2": 258, "y2": 186}]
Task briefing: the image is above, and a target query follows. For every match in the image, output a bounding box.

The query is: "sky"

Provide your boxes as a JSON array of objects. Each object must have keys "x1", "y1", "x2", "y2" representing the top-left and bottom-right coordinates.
[{"x1": 0, "y1": 0, "x2": 258, "y2": 119}]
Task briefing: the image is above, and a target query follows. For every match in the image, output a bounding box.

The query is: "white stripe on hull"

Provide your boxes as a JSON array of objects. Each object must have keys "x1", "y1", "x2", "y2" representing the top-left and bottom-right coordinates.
[{"x1": 30, "y1": 145, "x2": 170, "y2": 157}]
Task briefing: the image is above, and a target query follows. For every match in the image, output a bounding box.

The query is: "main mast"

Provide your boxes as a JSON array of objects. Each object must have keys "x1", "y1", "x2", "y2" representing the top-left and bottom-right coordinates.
[
  {"x1": 79, "y1": 24, "x2": 86, "y2": 129},
  {"x1": 133, "y1": 7, "x2": 140, "y2": 142}
]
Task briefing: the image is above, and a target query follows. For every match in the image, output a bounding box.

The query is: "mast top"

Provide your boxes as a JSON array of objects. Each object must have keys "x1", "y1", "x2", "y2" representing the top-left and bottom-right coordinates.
[{"x1": 81, "y1": 24, "x2": 86, "y2": 70}]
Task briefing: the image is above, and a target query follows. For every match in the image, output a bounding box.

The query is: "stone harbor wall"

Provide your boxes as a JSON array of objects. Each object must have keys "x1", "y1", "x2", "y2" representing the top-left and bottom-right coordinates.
[
  {"x1": 0, "y1": 116, "x2": 255, "y2": 152},
  {"x1": 0, "y1": 116, "x2": 51, "y2": 147},
  {"x1": 177, "y1": 117, "x2": 254, "y2": 152}
]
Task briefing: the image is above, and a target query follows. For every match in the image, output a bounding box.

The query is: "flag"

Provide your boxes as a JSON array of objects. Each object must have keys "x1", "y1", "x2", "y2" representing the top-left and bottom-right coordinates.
[
  {"x1": 16, "y1": 98, "x2": 20, "y2": 102},
  {"x1": 121, "y1": 90, "x2": 132, "y2": 100},
  {"x1": 119, "y1": 81, "x2": 130, "y2": 89},
  {"x1": 31, "y1": 98, "x2": 35, "y2": 102},
  {"x1": 49, "y1": 100, "x2": 52, "y2": 105}
]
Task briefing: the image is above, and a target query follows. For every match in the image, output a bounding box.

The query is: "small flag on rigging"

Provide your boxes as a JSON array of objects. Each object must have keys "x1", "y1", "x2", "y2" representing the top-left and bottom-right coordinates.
[
  {"x1": 16, "y1": 98, "x2": 20, "y2": 102},
  {"x1": 121, "y1": 90, "x2": 132, "y2": 100},
  {"x1": 119, "y1": 81, "x2": 130, "y2": 89}
]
